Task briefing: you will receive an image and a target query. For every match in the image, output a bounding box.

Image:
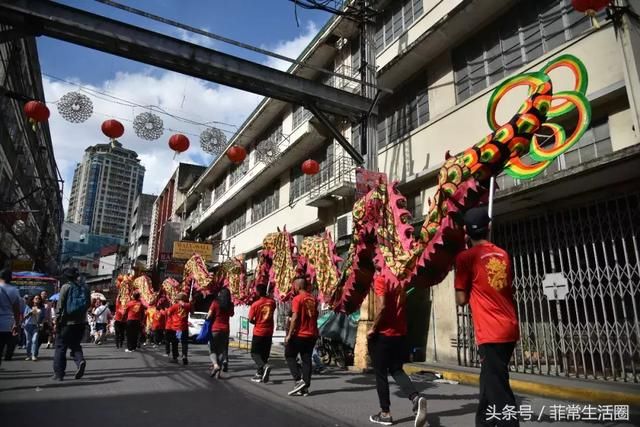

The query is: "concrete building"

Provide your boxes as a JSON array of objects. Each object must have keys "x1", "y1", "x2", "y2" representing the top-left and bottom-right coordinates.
[
  {"x1": 181, "y1": 0, "x2": 640, "y2": 383},
  {"x1": 147, "y1": 163, "x2": 207, "y2": 270},
  {"x1": 67, "y1": 140, "x2": 145, "y2": 240},
  {"x1": 0, "y1": 26, "x2": 64, "y2": 274},
  {"x1": 128, "y1": 193, "x2": 155, "y2": 271},
  {"x1": 60, "y1": 221, "x2": 122, "y2": 276}
]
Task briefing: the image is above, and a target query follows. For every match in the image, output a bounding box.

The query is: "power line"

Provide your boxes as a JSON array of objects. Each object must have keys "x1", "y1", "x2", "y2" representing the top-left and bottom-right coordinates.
[{"x1": 93, "y1": 0, "x2": 386, "y2": 92}]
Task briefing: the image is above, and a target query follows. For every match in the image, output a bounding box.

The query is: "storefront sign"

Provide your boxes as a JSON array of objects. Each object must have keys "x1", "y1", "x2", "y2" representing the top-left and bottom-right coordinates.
[{"x1": 172, "y1": 241, "x2": 213, "y2": 261}]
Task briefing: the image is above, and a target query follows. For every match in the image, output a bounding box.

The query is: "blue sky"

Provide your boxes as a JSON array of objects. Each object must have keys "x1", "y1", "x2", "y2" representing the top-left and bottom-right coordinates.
[{"x1": 38, "y1": 0, "x2": 331, "y2": 209}]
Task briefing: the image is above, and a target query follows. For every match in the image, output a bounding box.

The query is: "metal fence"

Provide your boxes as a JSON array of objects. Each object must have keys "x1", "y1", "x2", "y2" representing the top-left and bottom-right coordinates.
[
  {"x1": 457, "y1": 192, "x2": 640, "y2": 382},
  {"x1": 308, "y1": 156, "x2": 357, "y2": 200}
]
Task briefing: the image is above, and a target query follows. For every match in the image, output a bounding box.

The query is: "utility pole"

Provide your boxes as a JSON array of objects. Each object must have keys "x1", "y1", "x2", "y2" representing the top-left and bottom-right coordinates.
[{"x1": 358, "y1": 0, "x2": 379, "y2": 170}]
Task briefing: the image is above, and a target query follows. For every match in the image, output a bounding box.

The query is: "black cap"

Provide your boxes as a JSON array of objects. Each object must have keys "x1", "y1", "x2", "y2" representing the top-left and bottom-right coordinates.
[
  {"x1": 463, "y1": 206, "x2": 491, "y2": 232},
  {"x1": 62, "y1": 267, "x2": 79, "y2": 281}
]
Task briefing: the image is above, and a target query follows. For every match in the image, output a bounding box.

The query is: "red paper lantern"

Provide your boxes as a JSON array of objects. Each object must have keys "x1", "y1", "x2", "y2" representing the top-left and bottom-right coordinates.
[
  {"x1": 101, "y1": 119, "x2": 125, "y2": 139},
  {"x1": 169, "y1": 134, "x2": 190, "y2": 156},
  {"x1": 301, "y1": 159, "x2": 320, "y2": 175},
  {"x1": 571, "y1": 0, "x2": 610, "y2": 14},
  {"x1": 226, "y1": 145, "x2": 247, "y2": 164},
  {"x1": 23, "y1": 100, "x2": 50, "y2": 129}
]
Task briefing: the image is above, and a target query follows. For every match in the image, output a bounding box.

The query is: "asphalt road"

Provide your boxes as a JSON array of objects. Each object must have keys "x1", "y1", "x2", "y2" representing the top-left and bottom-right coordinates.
[{"x1": 0, "y1": 341, "x2": 637, "y2": 427}]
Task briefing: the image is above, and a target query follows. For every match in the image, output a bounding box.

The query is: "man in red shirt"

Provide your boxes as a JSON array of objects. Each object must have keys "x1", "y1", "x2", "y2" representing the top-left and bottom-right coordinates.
[
  {"x1": 455, "y1": 206, "x2": 520, "y2": 427},
  {"x1": 122, "y1": 291, "x2": 145, "y2": 353},
  {"x1": 368, "y1": 274, "x2": 427, "y2": 427},
  {"x1": 285, "y1": 277, "x2": 318, "y2": 396},
  {"x1": 249, "y1": 283, "x2": 276, "y2": 383},
  {"x1": 165, "y1": 293, "x2": 193, "y2": 365}
]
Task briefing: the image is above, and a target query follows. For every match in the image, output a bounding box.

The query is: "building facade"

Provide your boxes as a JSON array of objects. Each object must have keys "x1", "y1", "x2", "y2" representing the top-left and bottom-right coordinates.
[
  {"x1": 182, "y1": 0, "x2": 640, "y2": 382},
  {"x1": 67, "y1": 140, "x2": 145, "y2": 240},
  {"x1": 0, "y1": 27, "x2": 64, "y2": 275},
  {"x1": 147, "y1": 163, "x2": 206, "y2": 270},
  {"x1": 127, "y1": 193, "x2": 155, "y2": 271}
]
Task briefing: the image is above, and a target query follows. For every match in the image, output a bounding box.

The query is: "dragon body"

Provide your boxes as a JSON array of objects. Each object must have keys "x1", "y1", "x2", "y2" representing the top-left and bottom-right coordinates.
[{"x1": 113, "y1": 56, "x2": 591, "y2": 316}]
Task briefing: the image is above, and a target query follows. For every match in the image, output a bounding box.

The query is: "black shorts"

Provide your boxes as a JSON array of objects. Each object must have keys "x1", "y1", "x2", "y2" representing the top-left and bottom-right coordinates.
[{"x1": 95, "y1": 323, "x2": 107, "y2": 332}]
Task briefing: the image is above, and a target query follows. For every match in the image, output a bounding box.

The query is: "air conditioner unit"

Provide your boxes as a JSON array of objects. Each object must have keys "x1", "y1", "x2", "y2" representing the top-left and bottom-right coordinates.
[{"x1": 336, "y1": 213, "x2": 353, "y2": 238}]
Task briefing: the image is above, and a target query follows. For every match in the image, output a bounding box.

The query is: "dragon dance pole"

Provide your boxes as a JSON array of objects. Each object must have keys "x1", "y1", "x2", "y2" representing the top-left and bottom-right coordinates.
[{"x1": 488, "y1": 176, "x2": 496, "y2": 219}]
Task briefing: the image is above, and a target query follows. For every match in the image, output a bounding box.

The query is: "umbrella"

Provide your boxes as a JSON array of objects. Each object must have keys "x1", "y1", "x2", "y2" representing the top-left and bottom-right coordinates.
[{"x1": 49, "y1": 293, "x2": 60, "y2": 301}]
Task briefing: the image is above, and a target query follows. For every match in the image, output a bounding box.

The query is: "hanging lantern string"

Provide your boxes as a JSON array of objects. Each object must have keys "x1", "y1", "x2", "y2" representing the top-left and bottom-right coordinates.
[{"x1": 42, "y1": 72, "x2": 240, "y2": 132}]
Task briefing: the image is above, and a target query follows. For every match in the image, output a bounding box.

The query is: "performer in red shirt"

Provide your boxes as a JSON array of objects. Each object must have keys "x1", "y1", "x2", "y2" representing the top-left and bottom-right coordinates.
[
  {"x1": 455, "y1": 206, "x2": 520, "y2": 427},
  {"x1": 122, "y1": 291, "x2": 145, "y2": 352},
  {"x1": 367, "y1": 274, "x2": 427, "y2": 427},
  {"x1": 165, "y1": 293, "x2": 193, "y2": 365},
  {"x1": 285, "y1": 276, "x2": 318, "y2": 397},
  {"x1": 208, "y1": 287, "x2": 234, "y2": 378},
  {"x1": 248, "y1": 283, "x2": 276, "y2": 383},
  {"x1": 113, "y1": 303, "x2": 126, "y2": 349},
  {"x1": 151, "y1": 306, "x2": 166, "y2": 347}
]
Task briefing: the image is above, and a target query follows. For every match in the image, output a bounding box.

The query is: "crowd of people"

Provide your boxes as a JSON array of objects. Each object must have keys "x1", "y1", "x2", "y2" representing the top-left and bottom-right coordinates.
[{"x1": 0, "y1": 206, "x2": 520, "y2": 427}]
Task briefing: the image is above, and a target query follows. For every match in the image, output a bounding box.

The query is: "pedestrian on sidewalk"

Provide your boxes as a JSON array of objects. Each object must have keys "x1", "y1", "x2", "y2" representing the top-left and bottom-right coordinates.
[
  {"x1": 113, "y1": 303, "x2": 126, "y2": 349},
  {"x1": 123, "y1": 292, "x2": 145, "y2": 353},
  {"x1": 285, "y1": 277, "x2": 318, "y2": 397},
  {"x1": 367, "y1": 273, "x2": 427, "y2": 426},
  {"x1": 93, "y1": 299, "x2": 111, "y2": 345},
  {"x1": 248, "y1": 283, "x2": 275, "y2": 383},
  {"x1": 0, "y1": 268, "x2": 21, "y2": 368},
  {"x1": 53, "y1": 268, "x2": 90, "y2": 381},
  {"x1": 40, "y1": 291, "x2": 53, "y2": 349},
  {"x1": 165, "y1": 293, "x2": 192, "y2": 365},
  {"x1": 208, "y1": 287, "x2": 234, "y2": 378},
  {"x1": 455, "y1": 206, "x2": 520, "y2": 427},
  {"x1": 23, "y1": 295, "x2": 46, "y2": 361}
]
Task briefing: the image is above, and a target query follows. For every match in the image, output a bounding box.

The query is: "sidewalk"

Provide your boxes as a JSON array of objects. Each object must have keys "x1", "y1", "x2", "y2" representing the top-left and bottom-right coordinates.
[{"x1": 404, "y1": 362, "x2": 640, "y2": 407}]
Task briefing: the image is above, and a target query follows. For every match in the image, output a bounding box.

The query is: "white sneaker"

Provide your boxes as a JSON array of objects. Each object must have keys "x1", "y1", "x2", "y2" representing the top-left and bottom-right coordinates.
[
  {"x1": 31, "y1": 356, "x2": 38, "y2": 361},
  {"x1": 25, "y1": 357, "x2": 31, "y2": 361},
  {"x1": 125, "y1": 349, "x2": 132, "y2": 353}
]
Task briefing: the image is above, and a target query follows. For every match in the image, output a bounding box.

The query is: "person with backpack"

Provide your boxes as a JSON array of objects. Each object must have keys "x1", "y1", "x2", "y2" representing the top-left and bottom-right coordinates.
[
  {"x1": 0, "y1": 268, "x2": 21, "y2": 367},
  {"x1": 53, "y1": 267, "x2": 90, "y2": 381}
]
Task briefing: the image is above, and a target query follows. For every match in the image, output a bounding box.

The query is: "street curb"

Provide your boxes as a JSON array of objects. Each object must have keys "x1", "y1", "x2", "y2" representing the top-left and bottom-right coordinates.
[{"x1": 404, "y1": 364, "x2": 640, "y2": 406}]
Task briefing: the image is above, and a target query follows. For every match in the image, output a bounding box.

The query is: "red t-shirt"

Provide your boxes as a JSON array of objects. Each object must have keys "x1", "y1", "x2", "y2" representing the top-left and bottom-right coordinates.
[
  {"x1": 373, "y1": 276, "x2": 407, "y2": 337},
  {"x1": 166, "y1": 302, "x2": 191, "y2": 332},
  {"x1": 249, "y1": 297, "x2": 276, "y2": 337},
  {"x1": 209, "y1": 300, "x2": 234, "y2": 333},
  {"x1": 152, "y1": 309, "x2": 166, "y2": 330},
  {"x1": 124, "y1": 300, "x2": 144, "y2": 322},
  {"x1": 454, "y1": 242, "x2": 519, "y2": 345},
  {"x1": 291, "y1": 292, "x2": 318, "y2": 338},
  {"x1": 114, "y1": 305, "x2": 125, "y2": 322}
]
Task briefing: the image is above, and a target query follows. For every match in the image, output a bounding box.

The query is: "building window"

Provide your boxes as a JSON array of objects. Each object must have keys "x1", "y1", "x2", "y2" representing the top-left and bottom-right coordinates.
[
  {"x1": 213, "y1": 177, "x2": 226, "y2": 201},
  {"x1": 406, "y1": 192, "x2": 424, "y2": 221},
  {"x1": 377, "y1": 71, "x2": 429, "y2": 148},
  {"x1": 292, "y1": 105, "x2": 312, "y2": 130},
  {"x1": 375, "y1": 0, "x2": 424, "y2": 52},
  {"x1": 64, "y1": 229, "x2": 70, "y2": 240},
  {"x1": 229, "y1": 158, "x2": 249, "y2": 187},
  {"x1": 226, "y1": 208, "x2": 247, "y2": 237},
  {"x1": 289, "y1": 144, "x2": 334, "y2": 203},
  {"x1": 251, "y1": 181, "x2": 280, "y2": 223},
  {"x1": 453, "y1": 0, "x2": 598, "y2": 103},
  {"x1": 496, "y1": 119, "x2": 612, "y2": 190}
]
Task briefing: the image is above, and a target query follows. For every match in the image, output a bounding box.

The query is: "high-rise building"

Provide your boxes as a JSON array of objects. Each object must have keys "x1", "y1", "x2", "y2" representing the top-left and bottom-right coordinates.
[
  {"x1": 67, "y1": 140, "x2": 145, "y2": 240},
  {"x1": 127, "y1": 193, "x2": 155, "y2": 270}
]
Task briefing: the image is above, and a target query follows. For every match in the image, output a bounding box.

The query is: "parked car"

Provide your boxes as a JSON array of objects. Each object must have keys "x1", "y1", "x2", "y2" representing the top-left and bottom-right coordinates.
[{"x1": 188, "y1": 311, "x2": 208, "y2": 342}]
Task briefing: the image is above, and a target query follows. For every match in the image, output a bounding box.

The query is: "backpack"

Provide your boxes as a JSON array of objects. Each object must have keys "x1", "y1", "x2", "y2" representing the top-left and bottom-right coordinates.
[{"x1": 65, "y1": 282, "x2": 88, "y2": 317}]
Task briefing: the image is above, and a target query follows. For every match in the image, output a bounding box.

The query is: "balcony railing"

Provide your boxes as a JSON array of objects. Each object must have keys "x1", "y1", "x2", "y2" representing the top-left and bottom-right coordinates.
[{"x1": 308, "y1": 156, "x2": 357, "y2": 203}]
